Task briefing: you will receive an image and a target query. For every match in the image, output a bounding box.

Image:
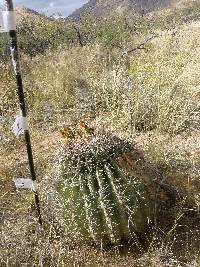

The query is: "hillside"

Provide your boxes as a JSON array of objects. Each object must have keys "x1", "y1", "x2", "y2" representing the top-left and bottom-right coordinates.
[
  {"x1": 69, "y1": 0, "x2": 191, "y2": 20},
  {"x1": 15, "y1": 6, "x2": 52, "y2": 23}
]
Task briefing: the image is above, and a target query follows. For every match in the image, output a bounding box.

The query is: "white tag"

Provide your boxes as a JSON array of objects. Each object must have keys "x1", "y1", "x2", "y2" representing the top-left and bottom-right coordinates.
[
  {"x1": 10, "y1": 47, "x2": 21, "y2": 74},
  {"x1": 14, "y1": 178, "x2": 34, "y2": 189},
  {"x1": 0, "y1": 12, "x2": 4, "y2": 32},
  {"x1": 32, "y1": 181, "x2": 38, "y2": 192},
  {"x1": 0, "y1": 11, "x2": 16, "y2": 32},
  {"x1": 12, "y1": 113, "x2": 28, "y2": 137}
]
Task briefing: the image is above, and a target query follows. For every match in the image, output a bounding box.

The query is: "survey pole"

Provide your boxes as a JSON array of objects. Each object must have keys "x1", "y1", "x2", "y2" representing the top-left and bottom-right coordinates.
[{"x1": 5, "y1": 0, "x2": 42, "y2": 225}]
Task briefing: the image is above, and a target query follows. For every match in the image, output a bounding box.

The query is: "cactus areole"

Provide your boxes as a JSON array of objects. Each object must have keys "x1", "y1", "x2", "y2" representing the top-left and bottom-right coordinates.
[{"x1": 57, "y1": 131, "x2": 150, "y2": 245}]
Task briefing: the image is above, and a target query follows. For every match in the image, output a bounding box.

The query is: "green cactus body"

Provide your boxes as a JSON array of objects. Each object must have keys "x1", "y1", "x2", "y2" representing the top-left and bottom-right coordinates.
[
  {"x1": 97, "y1": 163, "x2": 131, "y2": 242},
  {"x1": 105, "y1": 160, "x2": 150, "y2": 233},
  {"x1": 60, "y1": 172, "x2": 90, "y2": 239},
  {"x1": 57, "y1": 133, "x2": 151, "y2": 245},
  {"x1": 78, "y1": 164, "x2": 107, "y2": 242}
]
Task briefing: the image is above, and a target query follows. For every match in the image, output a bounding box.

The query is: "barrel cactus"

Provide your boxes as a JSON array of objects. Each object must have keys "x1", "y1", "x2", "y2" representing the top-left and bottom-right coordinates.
[{"x1": 56, "y1": 121, "x2": 151, "y2": 245}]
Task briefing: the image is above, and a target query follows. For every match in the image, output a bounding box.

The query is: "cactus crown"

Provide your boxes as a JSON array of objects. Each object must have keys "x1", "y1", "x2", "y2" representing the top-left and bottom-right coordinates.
[
  {"x1": 58, "y1": 120, "x2": 133, "y2": 167},
  {"x1": 60, "y1": 134, "x2": 132, "y2": 164}
]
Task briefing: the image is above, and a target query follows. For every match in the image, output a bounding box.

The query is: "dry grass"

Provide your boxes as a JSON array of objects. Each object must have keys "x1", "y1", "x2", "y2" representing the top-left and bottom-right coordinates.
[{"x1": 0, "y1": 13, "x2": 200, "y2": 267}]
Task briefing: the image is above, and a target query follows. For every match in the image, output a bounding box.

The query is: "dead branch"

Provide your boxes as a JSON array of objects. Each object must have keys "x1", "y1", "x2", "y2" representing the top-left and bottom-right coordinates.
[{"x1": 121, "y1": 34, "x2": 159, "y2": 58}]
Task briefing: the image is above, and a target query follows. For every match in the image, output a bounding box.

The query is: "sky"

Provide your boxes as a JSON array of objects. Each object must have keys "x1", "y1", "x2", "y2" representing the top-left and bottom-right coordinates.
[{"x1": 0, "y1": 0, "x2": 88, "y2": 17}]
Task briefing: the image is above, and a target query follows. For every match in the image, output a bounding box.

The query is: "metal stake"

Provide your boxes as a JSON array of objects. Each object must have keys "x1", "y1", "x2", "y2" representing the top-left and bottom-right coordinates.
[{"x1": 5, "y1": 0, "x2": 42, "y2": 225}]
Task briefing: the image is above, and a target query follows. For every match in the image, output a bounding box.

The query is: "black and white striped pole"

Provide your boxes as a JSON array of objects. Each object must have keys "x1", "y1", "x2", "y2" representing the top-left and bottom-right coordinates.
[{"x1": 2, "y1": 0, "x2": 42, "y2": 225}]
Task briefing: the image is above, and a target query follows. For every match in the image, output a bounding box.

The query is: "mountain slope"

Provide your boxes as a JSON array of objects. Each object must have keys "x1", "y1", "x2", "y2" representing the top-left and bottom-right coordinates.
[
  {"x1": 69, "y1": 0, "x2": 181, "y2": 20},
  {"x1": 15, "y1": 6, "x2": 52, "y2": 24}
]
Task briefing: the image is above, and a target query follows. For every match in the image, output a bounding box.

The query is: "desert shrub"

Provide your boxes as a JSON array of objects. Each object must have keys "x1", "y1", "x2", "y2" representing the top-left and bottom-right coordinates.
[
  {"x1": 71, "y1": 16, "x2": 98, "y2": 46},
  {"x1": 96, "y1": 18, "x2": 131, "y2": 48},
  {"x1": 17, "y1": 18, "x2": 79, "y2": 56}
]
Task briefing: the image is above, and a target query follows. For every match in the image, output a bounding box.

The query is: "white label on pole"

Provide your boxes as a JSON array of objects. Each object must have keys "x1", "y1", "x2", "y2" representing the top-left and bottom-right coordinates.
[
  {"x1": 0, "y1": 12, "x2": 4, "y2": 32},
  {"x1": 12, "y1": 113, "x2": 29, "y2": 137},
  {"x1": 10, "y1": 47, "x2": 21, "y2": 74},
  {"x1": 14, "y1": 178, "x2": 34, "y2": 189},
  {"x1": 32, "y1": 181, "x2": 38, "y2": 192},
  {"x1": 0, "y1": 11, "x2": 16, "y2": 32}
]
